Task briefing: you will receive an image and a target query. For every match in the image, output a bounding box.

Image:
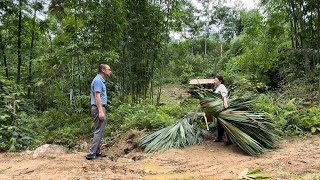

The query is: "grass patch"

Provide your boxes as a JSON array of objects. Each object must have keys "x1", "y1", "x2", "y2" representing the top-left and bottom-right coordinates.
[{"x1": 156, "y1": 83, "x2": 189, "y2": 105}]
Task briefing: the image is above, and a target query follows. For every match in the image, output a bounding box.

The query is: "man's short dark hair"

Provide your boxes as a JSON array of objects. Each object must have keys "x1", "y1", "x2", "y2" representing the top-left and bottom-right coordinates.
[{"x1": 99, "y1": 64, "x2": 106, "y2": 73}]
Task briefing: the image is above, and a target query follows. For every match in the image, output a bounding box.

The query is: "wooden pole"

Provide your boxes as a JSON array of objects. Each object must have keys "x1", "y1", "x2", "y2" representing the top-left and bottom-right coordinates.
[{"x1": 203, "y1": 112, "x2": 209, "y2": 131}]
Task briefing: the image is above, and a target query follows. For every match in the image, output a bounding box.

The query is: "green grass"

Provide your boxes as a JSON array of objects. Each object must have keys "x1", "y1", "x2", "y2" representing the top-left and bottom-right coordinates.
[{"x1": 156, "y1": 83, "x2": 189, "y2": 105}]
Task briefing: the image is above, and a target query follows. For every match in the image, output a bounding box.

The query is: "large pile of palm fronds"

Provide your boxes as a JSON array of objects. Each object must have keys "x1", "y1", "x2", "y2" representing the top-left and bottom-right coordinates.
[
  {"x1": 139, "y1": 113, "x2": 209, "y2": 153},
  {"x1": 139, "y1": 89, "x2": 277, "y2": 156},
  {"x1": 199, "y1": 90, "x2": 278, "y2": 156}
]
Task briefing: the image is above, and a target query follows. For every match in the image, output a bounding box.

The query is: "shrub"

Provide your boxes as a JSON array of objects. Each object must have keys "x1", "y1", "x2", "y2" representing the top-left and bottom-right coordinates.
[
  {"x1": 292, "y1": 107, "x2": 320, "y2": 133},
  {"x1": 253, "y1": 94, "x2": 320, "y2": 136},
  {"x1": 0, "y1": 78, "x2": 37, "y2": 151},
  {"x1": 109, "y1": 98, "x2": 200, "y2": 132},
  {"x1": 115, "y1": 103, "x2": 174, "y2": 131},
  {"x1": 34, "y1": 109, "x2": 92, "y2": 148}
]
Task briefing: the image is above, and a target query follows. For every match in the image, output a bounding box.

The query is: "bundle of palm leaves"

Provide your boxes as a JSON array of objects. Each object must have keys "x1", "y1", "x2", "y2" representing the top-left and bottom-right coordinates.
[
  {"x1": 139, "y1": 89, "x2": 277, "y2": 156},
  {"x1": 139, "y1": 113, "x2": 209, "y2": 153},
  {"x1": 200, "y1": 90, "x2": 278, "y2": 156}
]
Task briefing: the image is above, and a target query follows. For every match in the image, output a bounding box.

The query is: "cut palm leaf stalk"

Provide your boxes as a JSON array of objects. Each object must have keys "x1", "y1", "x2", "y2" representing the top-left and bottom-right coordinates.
[
  {"x1": 238, "y1": 167, "x2": 272, "y2": 179},
  {"x1": 139, "y1": 113, "x2": 210, "y2": 153},
  {"x1": 198, "y1": 89, "x2": 278, "y2": 156}
]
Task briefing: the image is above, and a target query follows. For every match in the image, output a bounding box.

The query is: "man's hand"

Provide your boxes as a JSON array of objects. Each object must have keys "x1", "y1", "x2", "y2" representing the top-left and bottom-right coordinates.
[
  {"x1": 94, "y1": 92, "x2": 105, "y2": 121},
  {"x1": 98, "y1": 111, "x2": 105, "y2": 121}
]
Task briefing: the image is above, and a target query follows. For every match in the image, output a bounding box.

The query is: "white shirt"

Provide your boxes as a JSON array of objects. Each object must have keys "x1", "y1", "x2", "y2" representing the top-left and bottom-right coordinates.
[{"x1": 214, "y1": 84, "x2": 228, "y2": 97}]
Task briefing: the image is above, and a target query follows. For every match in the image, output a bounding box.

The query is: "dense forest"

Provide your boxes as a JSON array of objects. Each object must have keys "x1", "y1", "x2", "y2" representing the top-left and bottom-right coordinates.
[{"x1": 0, "y1": 0, "x2": 319, "y2": 152}]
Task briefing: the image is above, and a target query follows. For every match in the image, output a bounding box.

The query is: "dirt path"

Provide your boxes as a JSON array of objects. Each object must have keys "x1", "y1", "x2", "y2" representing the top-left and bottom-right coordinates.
[{"x1": 0, "y1": 135, "x2": 319, "y2": 180}]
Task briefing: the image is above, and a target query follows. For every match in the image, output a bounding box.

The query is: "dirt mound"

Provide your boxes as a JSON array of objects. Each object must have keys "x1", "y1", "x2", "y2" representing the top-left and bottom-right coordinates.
[{"x1": 103, "y1": 129, "x2": 146, "y2": 159}]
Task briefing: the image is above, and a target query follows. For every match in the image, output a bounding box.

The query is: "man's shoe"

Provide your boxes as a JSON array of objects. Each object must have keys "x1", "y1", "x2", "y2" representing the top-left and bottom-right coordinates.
[
  {"x1": 85, "y1": 154, "x2": 95, "y2": 160},
  {"x1": 96, "y1": 153, "x2": 107, "y2": 157}
]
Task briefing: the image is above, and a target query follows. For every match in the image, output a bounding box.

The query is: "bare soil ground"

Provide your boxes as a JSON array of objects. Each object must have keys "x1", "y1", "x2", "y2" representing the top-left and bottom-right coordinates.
[{"x1": 0, "y1": 135, "x2": 319, "y2": 180}]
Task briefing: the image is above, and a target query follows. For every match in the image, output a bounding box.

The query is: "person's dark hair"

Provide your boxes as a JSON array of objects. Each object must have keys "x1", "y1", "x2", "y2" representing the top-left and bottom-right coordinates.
[
  {"x1": 215, "y1": 75, "x2": 224, "y2": 84},
  {"x1": 99, "y1": 64, "x2": 106, "y2": 73}
]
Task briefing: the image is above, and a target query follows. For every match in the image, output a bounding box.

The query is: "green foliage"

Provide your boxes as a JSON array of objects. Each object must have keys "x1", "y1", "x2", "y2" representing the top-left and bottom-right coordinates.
[
  {"x1": 221, "y1": 74, "x2": 268, "y2": 98},
  {"x1": 238, "y1": 168, "x2": 272, "y2": 179},
  {"x1": 227, "y1": 11, "x2": 278, "y2": 78},
  {"x1": 110, "y1": 102, "x2": 174, "y2": 131},
  {"x1": 0, "y1": 77, "x2": 37, "y2": 151},
  {"x1": 121, "y1": 104, "x2": 174, "y2": 131},
  {"x1": 167, "y1": 53, "x2": 214, "y2": 82},
  {"x1": 108, "y1": 97, "x2": 200, "y2": 132},
  {"x1": 278, "y1": 48, "x2": 320, "y2": 82},
  {"x1": 34, "y1": 109, "x2": 92, "y2": 148},
  {"x1": 253, "y1": 94, "x2": 320, "y2": 136},
  {"x1": 159, "y1": 98, "x2": 199, "y2": 118},
  {"x1": 164, "y1": 39, "x2": 222, "y2": 83},
  {"x1": 295, "y1": 107, "x2": 320, "y2": 133},
  {"x1": 158, "y1": 104, "x2": 188, "y2": 119},
  {"x1": 209, "y1": 5, "x2": 242, "y2": 41}
]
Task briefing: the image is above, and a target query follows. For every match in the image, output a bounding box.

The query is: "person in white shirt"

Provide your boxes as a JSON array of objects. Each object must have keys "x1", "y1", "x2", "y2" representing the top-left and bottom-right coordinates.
[
  {"x1": 213, "y1": 75, "x2": 230, "y2": 144},
  {"x1": 214, "y1": 75, "x2": 228, "y2": 109}
]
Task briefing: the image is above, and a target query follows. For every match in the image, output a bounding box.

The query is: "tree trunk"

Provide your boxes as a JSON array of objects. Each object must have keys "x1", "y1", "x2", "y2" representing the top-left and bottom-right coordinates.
[
  {"x1": 289, "y1": 18, "x2": 295, "y2": 48},
  {"x1": 0, "y1": 33, "x2": 9, "y2": 78},
  {"x1": 287, "y1": 0, "x2": 295, "y2": 48},
  {"x1": 73, "y1": 7, "x2": 79, "y2": 107},
  {"x1": 11, "y1": 96, "x2": 17, "y2": 125},
  {"x1": 127, "y1": 25, "x2": 133, "y2": 103},
  {"x1": 17, "y1": 0, "x2": 22, "y2": 83},
  {"x1": 290, "y1": 0, "x2": 299, "y2": 48},
  {"x1": 150, "y1": 50, "x2": 156, "y2": 102},
  {"x1": 121, "y1": 38, "x2": 126, "y2": 102},
  {"x1": 49, "y1": 34, "x2": 53, "y2": 52},
  {"x1": 317, "y1": 0, "x2": 320, "y2": 106},
  {"x1": 204, "y1": 38, "x2": 207, "y2": 55},
  {"x1": 28, "y1": 3, "x2": 37, "y2": 97},
  {"x1": 310, "y1": 12, "x2": 314, "y2": 48},
  {"x1": 157, "y1": 1, "x2": 171, "y2": 105},
  {"x1": 298, "y1": 1, "x2": 310, "y2": 73}
]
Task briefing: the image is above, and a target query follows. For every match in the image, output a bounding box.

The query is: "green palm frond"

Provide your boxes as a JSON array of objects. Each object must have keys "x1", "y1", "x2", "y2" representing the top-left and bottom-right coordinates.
[
  {"x1": 238, "y1": 168, "x2": 272, "y2": 179},
  {"x1": 139, "y1": 89, "x2": 277, "y2": 155},
  {"x1": 139, "y1": 114, "x2": 210, "y2": 153},
  {"x1": 197, "y1": 90, "x2": 278, "y2": 156}
]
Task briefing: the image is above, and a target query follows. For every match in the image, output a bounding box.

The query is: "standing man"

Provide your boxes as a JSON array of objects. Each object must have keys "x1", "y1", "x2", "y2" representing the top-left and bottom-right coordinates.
[{"x1": 86, "y1": 64, "x2": 112, "y2": 160}]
